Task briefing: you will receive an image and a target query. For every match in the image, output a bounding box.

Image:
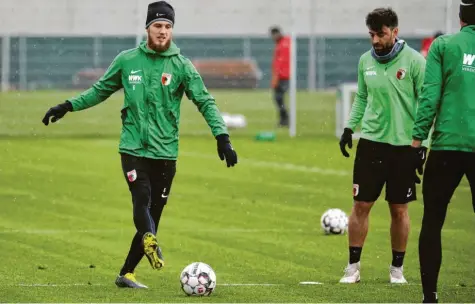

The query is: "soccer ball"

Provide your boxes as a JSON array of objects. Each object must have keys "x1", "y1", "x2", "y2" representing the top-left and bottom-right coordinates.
[
  {"x1": 180, "y1": 262, "x2": 216, "y2": 296},
  {"x1": 321, "y1": 208, "x2": 348, "y2": 235}
]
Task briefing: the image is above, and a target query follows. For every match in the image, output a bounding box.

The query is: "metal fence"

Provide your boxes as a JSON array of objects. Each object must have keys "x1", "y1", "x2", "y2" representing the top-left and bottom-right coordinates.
[
  {"x1": 0, "y1": 35, "x2": 425, "y2": 91},
  {"x1": 0, "y1": 0, "x2": 456, "y2": 91}
]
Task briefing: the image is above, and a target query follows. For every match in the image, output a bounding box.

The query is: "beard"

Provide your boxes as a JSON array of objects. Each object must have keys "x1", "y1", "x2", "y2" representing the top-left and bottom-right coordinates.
[
  {"x1": 147, "y1": 36, "x2": 171, "y2": 53},
  {"x1": 373, "y1": 41, "x2": 395, "y2": 56},
  {"x1": 373, "y1": 33, "x2": 396, "y2": 56}
]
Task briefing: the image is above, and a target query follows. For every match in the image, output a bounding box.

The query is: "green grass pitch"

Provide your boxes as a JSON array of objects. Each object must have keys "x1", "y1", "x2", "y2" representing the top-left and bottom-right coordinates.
[{"x1": 0, "y1": 90, "x2": 474, "y2": 302}]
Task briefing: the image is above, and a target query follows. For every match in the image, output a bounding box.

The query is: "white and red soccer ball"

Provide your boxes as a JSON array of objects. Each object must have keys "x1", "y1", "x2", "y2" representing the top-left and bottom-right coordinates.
[
  {"x1": 321, "y1": 208, "x2": 348, "y2": 235},
  {"x1": 180, "y1": 262, "x2": 216, "y2": 296}
]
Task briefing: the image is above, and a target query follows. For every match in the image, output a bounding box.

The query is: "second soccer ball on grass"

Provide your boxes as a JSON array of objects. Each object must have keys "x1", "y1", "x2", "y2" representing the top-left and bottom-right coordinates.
[{"x1": 321, "y1": 208, "x2": 348, "y2": 235}]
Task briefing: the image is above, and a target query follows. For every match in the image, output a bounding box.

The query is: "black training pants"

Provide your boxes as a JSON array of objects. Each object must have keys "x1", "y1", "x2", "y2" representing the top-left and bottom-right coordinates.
[
  {"x1": 119, "y1": 153, "x2": 176, "y2": 274},
  {"x1": 419, "y1": 150, "x2": 475, "y2": 300}
]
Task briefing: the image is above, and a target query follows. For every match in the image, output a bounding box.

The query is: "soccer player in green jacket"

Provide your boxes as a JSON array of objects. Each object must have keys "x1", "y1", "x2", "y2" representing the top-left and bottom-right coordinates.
[
  {"x1": 338, "y1": 8, "x2": 426, "y2": 284},
  {"x1": 412, "y1": 1, "x2": 475, "y2": 302},
  {"x1": 41, "y1": 1, "x2": 238, "y2": 289}
]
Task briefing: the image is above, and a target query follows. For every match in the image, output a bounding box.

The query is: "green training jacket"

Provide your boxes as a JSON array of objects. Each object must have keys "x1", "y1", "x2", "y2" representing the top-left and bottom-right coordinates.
[
  {"x1": 413, "y1": 25, "x2": 475, "y2": 152},
  {"x1": 69, "y1": 41, "x2": 228, "y2": 160},
  {"x1": 346, "y1": 43, "x2": 426, "y2": 146}
]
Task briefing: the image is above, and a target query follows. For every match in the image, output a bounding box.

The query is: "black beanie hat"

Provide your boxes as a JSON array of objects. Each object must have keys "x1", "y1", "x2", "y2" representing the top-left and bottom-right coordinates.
[
  {"x1": 460, "y1": 0, "x2": 475, "y2": 25},
  {"x1": 146, "y1": 1, "x2": 175, "y2": 28}
]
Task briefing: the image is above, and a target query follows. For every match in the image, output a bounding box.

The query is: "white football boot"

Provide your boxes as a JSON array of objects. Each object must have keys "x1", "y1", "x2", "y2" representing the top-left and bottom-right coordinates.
[
  {"x1": 389, "y1": 265, "x2": 408, "y2": 284},
  {"x1": 339, "y1": 262, "x2": 361, "y2": 283}
]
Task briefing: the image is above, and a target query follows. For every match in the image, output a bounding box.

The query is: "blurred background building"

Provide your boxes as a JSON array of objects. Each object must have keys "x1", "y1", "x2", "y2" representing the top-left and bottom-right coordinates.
[{"x1": 0, "y1": 0, "x2": 458, "y2": 91}]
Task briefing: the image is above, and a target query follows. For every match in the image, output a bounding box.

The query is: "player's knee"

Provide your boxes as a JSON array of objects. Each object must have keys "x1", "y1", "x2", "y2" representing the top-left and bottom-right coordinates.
[
  {"x1": 389, "y1": 205, "x2": 408, "y2": 221},
  {"x1": 132, "y1": 186, "x2": 152, "y2": 208},
  {"x1": 352, "y1": 201, "x2": 373, "y2": 218},
  {"x1": 422, "y1": 207, "x2": 446, "y2": 230}
]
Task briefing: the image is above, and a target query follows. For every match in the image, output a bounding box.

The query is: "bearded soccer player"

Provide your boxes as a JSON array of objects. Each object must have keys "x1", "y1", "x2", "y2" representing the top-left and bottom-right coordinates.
[
  {"x1": 412, "y1": 1, "x2": 475, "y2": 302},
  {"x1": 41, "y1": 1, "x2": 238, "y2": 288},
  {"x1": 338, "y1": 8, "x2": 426, "y2": 284}
]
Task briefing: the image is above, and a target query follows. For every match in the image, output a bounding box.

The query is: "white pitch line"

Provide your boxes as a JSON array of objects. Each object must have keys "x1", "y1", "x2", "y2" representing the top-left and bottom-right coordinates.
[
  {"x1": 0, "y1": 228, "x2": 324, "y2": 234},
  {"x1": 15, "y1": 282, "x2": 475, "y2": 288},
  {"x1": 181, "y1": 151, "x2": 350, "y2": 176},
  {"x1": 16, "y1": 283, "x2": 282, "y2": 287},
  {"x1": 0, "y1": 229, "x2": 118, "y2": 234},
  {"x1": 18, "y1": 283, "x2": 104, "y2": 287},
  {"x1": 219, "y1": 283, "x2": 284, "y2": 286},
  {"x1": 299, "y1": 281, "x2": 324, "y2": 285}
]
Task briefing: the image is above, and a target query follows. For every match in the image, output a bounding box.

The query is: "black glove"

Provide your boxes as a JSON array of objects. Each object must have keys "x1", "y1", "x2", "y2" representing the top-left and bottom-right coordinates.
[
  {"x1": 339, "y1": 128, "x2": 353, "y2": 158},
  {"x1": 42, "y1": 101, "x2": 73, "y2": 126},
  {"x1": 412, "y1": 146, "x2": 428, "y2": 184},
  {"x1": 216, "y1": 134, "x2": 238, "y2": 168}
]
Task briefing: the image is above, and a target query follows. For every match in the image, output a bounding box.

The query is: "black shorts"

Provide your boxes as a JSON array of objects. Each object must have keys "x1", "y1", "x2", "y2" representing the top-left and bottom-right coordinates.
[
  {"x1": 423, "y1": 150, "x2": 475, "y2": 212},
  {"x1": 353, "y1": 138, "x2": 416, "y2": 203}
]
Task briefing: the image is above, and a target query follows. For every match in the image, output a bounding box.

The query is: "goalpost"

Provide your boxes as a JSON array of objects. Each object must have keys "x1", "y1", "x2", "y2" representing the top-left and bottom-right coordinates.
[
  {"x1": 335, "y1": 82, "x2": 360, "y2": 139},
  {"x1": 288, "y1": 0, "x2": 297, "y2": 138}
]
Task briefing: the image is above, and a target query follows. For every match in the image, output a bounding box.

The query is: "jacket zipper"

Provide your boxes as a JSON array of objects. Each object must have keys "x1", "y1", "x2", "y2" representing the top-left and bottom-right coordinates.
[
  {"x1": 142, "y1": 56, "x2": 151, "y2": 152},
  {"x1": 143, "y1": 56, "x2": 169, "y2": 152}
]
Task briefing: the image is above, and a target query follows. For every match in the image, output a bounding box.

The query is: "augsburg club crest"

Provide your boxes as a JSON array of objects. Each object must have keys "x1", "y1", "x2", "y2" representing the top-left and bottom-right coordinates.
[
  {"x1": 161, "y1": 73, "x2": 172, "y2": 86},
  {"x1": 396, "y1": 68, "x2": 406, "y2": 80}
]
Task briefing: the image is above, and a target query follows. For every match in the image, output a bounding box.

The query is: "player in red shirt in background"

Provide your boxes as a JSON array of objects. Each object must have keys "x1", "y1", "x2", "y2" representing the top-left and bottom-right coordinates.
[
  {"x1": 420, "y1": 31, "x2": 444, "y2": 57},
  {"x1": 270, "y1": 26, "x2": 291, "y2": 127}
]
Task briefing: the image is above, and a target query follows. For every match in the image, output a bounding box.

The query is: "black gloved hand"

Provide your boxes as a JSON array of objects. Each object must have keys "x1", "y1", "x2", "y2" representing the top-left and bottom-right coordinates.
[
  {"x1": 339, "y1": 128, "x2": 354, "y2": 158},
  {"x1": 216, "y1": 134, "x2": 238, "y2": 168},
  {"x1": 42, "y1": 101, "x2": 73, "y2": 126},
  {"x1": 412, "y1": 146, "x2": 428, "y2": 184}
]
